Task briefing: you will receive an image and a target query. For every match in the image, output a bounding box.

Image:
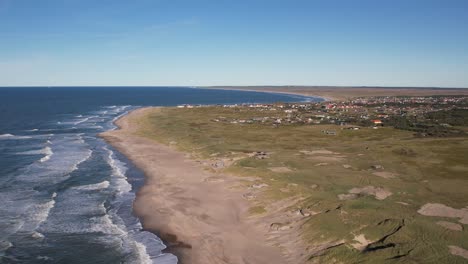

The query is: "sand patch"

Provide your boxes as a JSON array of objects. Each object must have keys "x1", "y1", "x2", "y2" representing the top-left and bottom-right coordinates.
[
  {"x1": 251, "y1": 183, "x2": 269, "y2": 189},
  {"x1": 243, "y1": 193, "x2": 256, "y2": 200},
  {"x1": 315, "y1": 162, "x2": 328, "y2": 166},
  {"x1": 300, "y1": 149, "x2": 337, "y2": 155},
  {"x1": 300, "y1": 149, "x2": 345, "y2": 163},
  {"x1": 437, "y1": 221, "x2": 463, "y2": 231},
  {"x1": 351, "y1": 234, "x2": 373, "y2": 251},
  {"x1": 339, "y1": 186, "x2": 392, "y2": 200},
  {"x1": 372, "y1": 171, "x2": 397, "y2": 179},
  {"x1": 351, "y1": 186, "x2": 392, "y2": 200},
  {"x1": 270, "y1": 222, "x2": 292, "y2": 231},
  {"x1": 269, "y1": 167, "x2": 292, "y2": 173},
  {"x1": 206, "y1": 156, "x2": 244, "y2": 170},
  {"x1": 338, "y1": 193, "x2": 358, "y2": 200},
  {"x1": 309, "y1": 156, "x2": 344, "y2": 162},
  {"x1": 279, "y1": 183, "x2": 299, "y2": 193},
  {"x1": 417, "y1": 203, "x2": 468, "y2": 224},
  {"x1": 203, "y1": 176, "x2": 225, "y2": 183},
  {"x1": 449, "y1": 246, "x2": 468, "y2": 260}
]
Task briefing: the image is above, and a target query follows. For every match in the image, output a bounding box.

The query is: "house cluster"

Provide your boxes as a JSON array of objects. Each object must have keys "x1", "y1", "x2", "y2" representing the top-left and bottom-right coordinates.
[
  {"x1": 350, "y1": 96, "x2": 467, "y2": 106},
  {"x1": 206, "y1": 96, "x2": 467, "y2": 132}
]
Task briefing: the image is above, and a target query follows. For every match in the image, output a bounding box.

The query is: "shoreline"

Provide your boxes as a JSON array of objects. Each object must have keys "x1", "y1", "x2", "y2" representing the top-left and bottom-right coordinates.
[
  {"x1": 197, "y1": 86, "x2": 336, "y2": 101},
  {"x1": 100, "y1": 107, "x2": 290, "y2": 264}
]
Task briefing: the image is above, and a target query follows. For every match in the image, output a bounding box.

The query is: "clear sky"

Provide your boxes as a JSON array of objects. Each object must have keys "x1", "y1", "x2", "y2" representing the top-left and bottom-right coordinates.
[{"x1": 1, "y1": 0, "x2": 467, "y2": 87}]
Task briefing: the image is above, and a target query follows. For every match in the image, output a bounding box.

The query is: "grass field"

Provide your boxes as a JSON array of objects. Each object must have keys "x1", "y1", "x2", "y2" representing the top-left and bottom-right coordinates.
[{"x1": 134, "y1": 106, "x2": 468, "y2": 263}]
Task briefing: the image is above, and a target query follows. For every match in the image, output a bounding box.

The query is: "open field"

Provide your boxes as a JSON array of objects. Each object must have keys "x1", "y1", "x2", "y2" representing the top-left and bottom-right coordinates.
[
  {"x1": 205, "y1": 86, "x2": 468, "y2": 101},
  {"x1": 133, "y1": 106, "x2": 468, "y2": 263}
]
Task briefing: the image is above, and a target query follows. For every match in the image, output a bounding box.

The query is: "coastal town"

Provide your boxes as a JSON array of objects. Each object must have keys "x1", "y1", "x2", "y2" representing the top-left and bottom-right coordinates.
[{"x1": 179, "y1": 95, "x2": 468, "y2": 137}]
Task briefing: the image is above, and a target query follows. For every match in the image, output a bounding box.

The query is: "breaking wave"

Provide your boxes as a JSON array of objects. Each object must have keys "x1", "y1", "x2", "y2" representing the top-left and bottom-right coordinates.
[
  {"x1": 0, "y1": 133, "x2": 32, "y2": 139},
  {"x1": 73, "y1": 181, "x2": 110, "y2": 191},
  {"x1": 17, "y1": 146, "x2": 54, "y2": 163}
]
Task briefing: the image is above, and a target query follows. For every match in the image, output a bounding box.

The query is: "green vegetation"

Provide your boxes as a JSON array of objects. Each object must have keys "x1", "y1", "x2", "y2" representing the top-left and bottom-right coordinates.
[
  {"x1": 135, "y1": 106, "x2": 468, "y2": 263},
  {"x1": 426, "y1": 109, "x2": 468, "y2": 126},
  {"x1": 248, "y1": 205, "x2": 267, "y2": 215},
  {"x1": 383, "y1": 109, "x2": 468, "y2": 137}
]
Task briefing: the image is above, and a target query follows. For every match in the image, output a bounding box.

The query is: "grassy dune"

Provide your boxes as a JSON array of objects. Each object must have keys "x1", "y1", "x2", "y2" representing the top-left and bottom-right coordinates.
[{"x1": 134, "y1": 106, "x2": 468, "y2": 263}]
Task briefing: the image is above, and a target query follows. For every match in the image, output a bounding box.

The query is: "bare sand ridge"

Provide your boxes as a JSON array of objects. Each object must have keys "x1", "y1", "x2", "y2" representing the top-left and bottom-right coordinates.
[
  {"x1": 338, "y1": 186, "x2": 392, "y2": 201},
  {"x1": 437, "y1": 221, "x2": 463, "y2": 231},
  {"x1": 418, "y1": 203, "x2": 468, "y2": 224},
  {"x1": 100, "y1": 108, "x2": 288, "y2": 264},
  {"x1": 449, "y1": 246, "x2": 468, "y2": 260}
]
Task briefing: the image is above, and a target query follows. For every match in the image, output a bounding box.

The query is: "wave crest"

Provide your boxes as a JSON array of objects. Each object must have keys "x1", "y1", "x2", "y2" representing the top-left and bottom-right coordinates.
[
  {"x1": 0, "y1": 133, "x2": 32, "y2": 139},
  {"x1": 74, "y1": 181, "x2": 110, "y2": 191}
]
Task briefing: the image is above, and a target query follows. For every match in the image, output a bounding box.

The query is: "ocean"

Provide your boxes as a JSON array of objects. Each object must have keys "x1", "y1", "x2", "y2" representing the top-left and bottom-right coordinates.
[{"x1": 0, "y1": 87, "x2": 322, "y2": 263}]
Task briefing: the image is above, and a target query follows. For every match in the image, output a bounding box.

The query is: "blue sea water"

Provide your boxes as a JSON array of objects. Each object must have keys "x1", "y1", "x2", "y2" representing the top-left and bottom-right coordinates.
[{"x1": 0, "y1": 87, "x2": 322, "y2": 263}]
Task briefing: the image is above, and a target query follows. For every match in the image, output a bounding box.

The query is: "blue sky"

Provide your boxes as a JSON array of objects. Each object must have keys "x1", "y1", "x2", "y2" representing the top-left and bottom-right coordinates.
[{"x1": 0, "y1": 0, "x2": 467, "y2": 87}]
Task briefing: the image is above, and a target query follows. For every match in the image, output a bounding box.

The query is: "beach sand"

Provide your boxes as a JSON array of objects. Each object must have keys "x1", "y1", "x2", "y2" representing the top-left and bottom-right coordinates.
[{"x1": 100, "y1": 107, "x2": 287, "y2": 264}]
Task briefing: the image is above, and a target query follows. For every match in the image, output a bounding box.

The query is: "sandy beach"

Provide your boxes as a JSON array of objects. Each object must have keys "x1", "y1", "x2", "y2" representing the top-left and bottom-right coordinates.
[{"x1": 100, "y1": 107, "x2": 288, "y2": 264}]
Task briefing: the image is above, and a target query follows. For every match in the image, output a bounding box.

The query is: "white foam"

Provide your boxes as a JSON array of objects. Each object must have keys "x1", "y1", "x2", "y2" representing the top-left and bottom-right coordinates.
[
  {"x1": 87, "y1": 213, "x2": 127, "y2": 236},
  {"x1": 17, "y1": 146, "x2": 54, "y2": 163},
  {"x1": 31, "y1": 231, "x2": 45, "y2": 239},
  {"x1": 104, "y1": 147, "x2": 132, "y2": 194},
  {"x1": 40, "y1": 147, "x2": 53, "y2": 163},
  {"x1": 0, "y1": 133, "x2": 31, "y2": 139},
  {"x1": 74, "y1": 181, "x2": 110, "y2": 191},
  {"x1": 32, "y1": 133, "x2": 54, "y2": 139},
  {"x1": 0, "y1": 240, "x2": 13, "y2": 251},
  {"x1": 36, "y1": 256, "x2": 52, "y2": 261},
  {"x1": 134, "y1": 241, "x2": 153, "y2": 264},
  {"x1": 88, "y1": 125, "x2": 104, "y2": 129},
  {"x1": 73, "y1": 117, "x2": 89, "y2": 125},
  {"x1": 110, "y1": 109, "x2": 132, "y2": 130},
  {"x1": 19, "y1": 193, "x2": 56, "y2": 232},
  {"x1": 18, "y1": 146, "x2": 49, "y2": 155},
  {"x1": 33, "y1": 198, "x2": 56, "y2": 226},
  {"x1": 70, "y1": 148, "x2": 93, "y2": 171},
  {"x1": 40, "y1": 156, "x2": 50, "y2": 163},
  {"x1": 15, "y1": 135, "x2": 93, "y2": 185}
]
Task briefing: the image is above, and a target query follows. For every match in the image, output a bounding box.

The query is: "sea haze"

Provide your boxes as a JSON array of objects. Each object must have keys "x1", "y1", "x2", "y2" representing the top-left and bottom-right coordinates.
[{"x1": 0, "y1": 87, "x2": 321, "y2": 263}]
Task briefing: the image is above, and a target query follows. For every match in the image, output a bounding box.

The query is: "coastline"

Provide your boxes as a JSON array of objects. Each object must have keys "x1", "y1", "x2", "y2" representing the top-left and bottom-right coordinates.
[
  {"x1": 202, "y1": 86, "x2": 468, "y2": 101},
  {"x1": 198, "y1": 86, "x2": 336, "y2": 101},
  {"x1": 100, "y1": 107, "x2": 289, "y2": 264}
]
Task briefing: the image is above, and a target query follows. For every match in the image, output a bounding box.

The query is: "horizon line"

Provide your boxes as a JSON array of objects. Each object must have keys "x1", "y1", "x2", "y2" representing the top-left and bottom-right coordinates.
[{"x1": 0, "y1": 85, "x2": 468, "y2": 89}]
